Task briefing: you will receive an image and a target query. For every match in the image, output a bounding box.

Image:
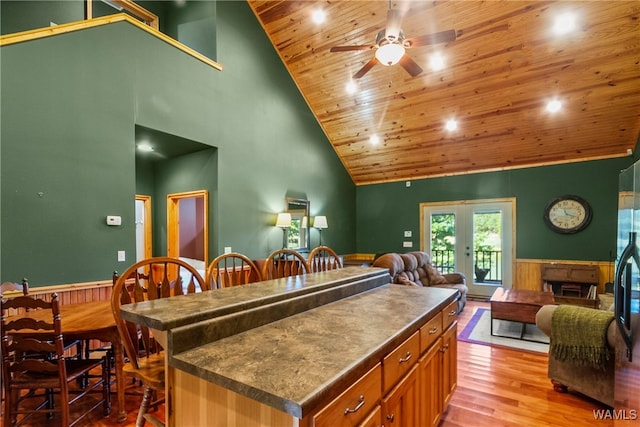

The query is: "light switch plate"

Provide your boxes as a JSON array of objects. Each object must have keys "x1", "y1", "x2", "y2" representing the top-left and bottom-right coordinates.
[
  {"x1": 106, "y1": 215, "x2": 122, "y2": 226},
  {"x1": 224, "y1": 247, "x2": 232, "y2": 254},
  {"x1": 404, "y1": 231, "x2": 412, "y2": 238},
  {"x1": 403, "y1": 241, "x2": 413, "y2": 248},
  {"x1": 117, "y1": 250, "x2": 126, "y2": 262}
]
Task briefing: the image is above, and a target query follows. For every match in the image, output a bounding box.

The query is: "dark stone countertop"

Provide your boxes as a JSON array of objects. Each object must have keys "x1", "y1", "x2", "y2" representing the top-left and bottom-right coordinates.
[
  {"x1": 119, "y1": 266, "x2": 389, "y2": 331},
  {"x1": 169, "y1": 284, "x2": 457, "y2": 419}
]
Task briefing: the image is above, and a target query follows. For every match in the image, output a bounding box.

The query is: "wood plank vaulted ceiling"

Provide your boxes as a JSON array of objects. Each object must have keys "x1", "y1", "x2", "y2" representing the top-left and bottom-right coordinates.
[{"x1": 248, "y1": 0, "x2": 640, "y2": 185}]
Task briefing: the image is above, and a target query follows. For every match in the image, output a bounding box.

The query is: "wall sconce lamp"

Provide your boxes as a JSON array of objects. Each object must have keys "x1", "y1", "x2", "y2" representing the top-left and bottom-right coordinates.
[
  {"x1": 275, "y1": 213, "x2": 292, "y2": 248},
  {"x1": 313, "y1": 215, "x2": 328, "y2": 246}
]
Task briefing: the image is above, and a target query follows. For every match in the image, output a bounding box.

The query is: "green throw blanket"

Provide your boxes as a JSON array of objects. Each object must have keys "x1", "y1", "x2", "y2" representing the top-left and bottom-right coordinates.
[{"x1": 550, "y1": 305, "x2": 614, "y2": 370}]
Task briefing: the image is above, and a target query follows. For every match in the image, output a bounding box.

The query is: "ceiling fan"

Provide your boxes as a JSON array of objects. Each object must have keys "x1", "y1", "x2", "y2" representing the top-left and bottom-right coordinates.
[{"x1": 329, "y1": 6, "x2": 456, "y2": 79}]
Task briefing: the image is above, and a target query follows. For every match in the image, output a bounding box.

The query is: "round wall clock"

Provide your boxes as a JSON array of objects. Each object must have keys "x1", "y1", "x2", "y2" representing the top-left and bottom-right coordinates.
[{"x1": 543, "y1": 195, "x2": 592, "y2": 234}]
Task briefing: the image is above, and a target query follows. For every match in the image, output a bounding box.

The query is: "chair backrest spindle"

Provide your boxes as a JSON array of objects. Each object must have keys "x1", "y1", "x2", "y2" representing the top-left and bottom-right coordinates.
[
  {"x1": 262, "y1": 249, "x2": 310, "y2": 280},
  {"x1": 308, "y1": 246, "x2": 343, "y2": 273}
]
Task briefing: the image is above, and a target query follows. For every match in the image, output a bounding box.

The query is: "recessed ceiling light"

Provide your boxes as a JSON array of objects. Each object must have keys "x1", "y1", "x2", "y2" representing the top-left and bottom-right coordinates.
[
  {"x1": 312, "y1": 9, "x2": 326, "y2": 24},
  {"x1": 445, "y1": 119, "x2": 458, "y2": 132},
  {"x1": 546, "y1": 99, "x2": 562, "y2": 113},
  {"x1": 553, "y1": 12, "x2": 577, "y2": 35},
  {"x1": 370, "y1": 135, "x2": 380, "y2": 145},
  {"x1": 346, "y1": 81, "x2": 357, "y2": 94},
  {"x1": 429, "y1": 53, "x2": 445, "y2": 72},
  {"x1": 137, "y1": 143, "x2": 154, "y2": 152}
]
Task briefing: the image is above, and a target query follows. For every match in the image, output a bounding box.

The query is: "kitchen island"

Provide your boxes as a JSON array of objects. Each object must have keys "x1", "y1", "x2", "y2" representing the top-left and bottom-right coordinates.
[{"x1": 120, "y1": 266, "x2": 459, "y2": 426}]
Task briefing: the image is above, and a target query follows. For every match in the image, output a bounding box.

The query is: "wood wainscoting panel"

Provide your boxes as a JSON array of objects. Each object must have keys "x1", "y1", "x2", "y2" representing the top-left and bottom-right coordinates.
[
  {"x1": 515, "y1": 259, "x2": 614, "y2": 293},
  {"x1": 5, "y1": 279, "x2": 114, "y2": 355},
  {"x1": 26, "y1": 280, "x2": 113, "y2": 304}
]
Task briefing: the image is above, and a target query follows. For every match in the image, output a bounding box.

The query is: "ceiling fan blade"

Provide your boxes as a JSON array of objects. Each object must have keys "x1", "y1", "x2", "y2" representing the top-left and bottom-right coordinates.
[
  {"x1": 385, "y1": 9, "x2": 402, "y2": 41},
  {"x1": 404, "y1": 29, "x2": 457, "y2": 47},
  {"x1": 330, "y1": 45, "x2": 375, "y2": 52},
  {"x1": 353, "y1": 56, "x2": 379, "y2": 79},
  {"x1": 398, "y1": 54, "x2": 423, "y2": 77}
]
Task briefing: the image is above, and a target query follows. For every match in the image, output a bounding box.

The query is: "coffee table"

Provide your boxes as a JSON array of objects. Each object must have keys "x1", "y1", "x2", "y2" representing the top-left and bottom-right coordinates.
[{"x1": 489, "y1": 288, "x2": 554, "y2": 341}]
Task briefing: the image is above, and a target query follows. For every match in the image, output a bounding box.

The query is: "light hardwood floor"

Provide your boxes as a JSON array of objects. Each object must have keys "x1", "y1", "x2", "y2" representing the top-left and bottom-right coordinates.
[
  {"x1": 443, "y1": 301, "x2": 612, "y2": 427},
  {"x1": 1, "y1": 301, "x2": 612, "y2": 426}
]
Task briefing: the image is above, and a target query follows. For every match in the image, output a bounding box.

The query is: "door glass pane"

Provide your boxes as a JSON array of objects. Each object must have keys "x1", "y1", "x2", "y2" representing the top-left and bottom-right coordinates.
[
  {"x1": 430, "y1": 213, "x2": 456, "y2": 273},
  {"x1": 473, "y1": 210, "x2": 502, "y2": 284}
]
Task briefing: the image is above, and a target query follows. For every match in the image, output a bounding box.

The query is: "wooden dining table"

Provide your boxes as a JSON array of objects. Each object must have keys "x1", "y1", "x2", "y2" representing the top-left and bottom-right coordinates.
[{"x1": 13, "y1": 300, "x2": 127, "y2": 422}]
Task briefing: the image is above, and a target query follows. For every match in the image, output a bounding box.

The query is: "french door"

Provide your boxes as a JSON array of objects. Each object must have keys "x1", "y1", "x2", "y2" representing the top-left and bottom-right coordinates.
[{"x1": 421, "y1": 198, "x2": 515, "y2": 298}]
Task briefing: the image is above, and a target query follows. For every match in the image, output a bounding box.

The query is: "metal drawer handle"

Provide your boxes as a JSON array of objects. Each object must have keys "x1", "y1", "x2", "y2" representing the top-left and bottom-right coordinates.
[
  {"x1": 449, "y1": 310, "x2": 456, "y2": 316},
  {"x1": 440, "y1": 343, "x2": 450, "y2": 353},
  {"x1": 387, "y1": 413, "x2": 395, "y2": 422},
  {"x1": 344, "y1": 395, "x2": 365, "y2": 415},
  {"x1": 399, "y1": 351, "x2": 412, "y2": 363},
  {"x1": 429, "y1": 327, "x2": 439, "y2": 334}
]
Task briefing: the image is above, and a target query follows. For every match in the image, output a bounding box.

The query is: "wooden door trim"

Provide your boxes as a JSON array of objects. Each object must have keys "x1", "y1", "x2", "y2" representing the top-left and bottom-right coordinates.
[{"x1": 136, "y1": 195, "x2": 152, "y2": 260}]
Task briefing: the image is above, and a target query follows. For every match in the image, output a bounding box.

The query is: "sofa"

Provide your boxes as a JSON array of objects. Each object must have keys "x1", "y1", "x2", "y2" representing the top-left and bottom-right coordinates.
[
  {"x1": 372, "y1": 251, "x2": 468, "y2": 312},
  {"x1": 535, "y1": 304, "x2": 615, "y2": 407}
]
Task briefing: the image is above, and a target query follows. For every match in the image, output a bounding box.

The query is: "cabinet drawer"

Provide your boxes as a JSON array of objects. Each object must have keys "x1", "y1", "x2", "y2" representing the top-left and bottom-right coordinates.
[
  {"x1": 442, "y1": 300, "x2": 458, "y2": 330},
  {"x1": 382, "y1": 331, "x2": 419, "y2": 394},
  {"x1": 314, "y1": 363, "x2": 382, "y2": 427},
  {"x1": 420, "y1": 312, "x2": 443, "y2": 354}
]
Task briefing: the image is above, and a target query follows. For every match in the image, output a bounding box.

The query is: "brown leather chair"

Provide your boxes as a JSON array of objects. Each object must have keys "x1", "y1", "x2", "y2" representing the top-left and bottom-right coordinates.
[
  {"x1": 111, "y1": 257, "x2": 206, "y2": 427},
  {"x1": 373, "y1": 251, "x2": 467, "y2": 312},
  {"x1": 206, "y1": 252, "x2": 262, "y2": 289}
]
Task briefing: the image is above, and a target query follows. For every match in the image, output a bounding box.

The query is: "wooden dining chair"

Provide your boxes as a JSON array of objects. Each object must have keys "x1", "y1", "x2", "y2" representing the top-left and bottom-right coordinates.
[
  {"x1": 111, "y1": 257, "x2": 207, "y2": 427},
  {"x1": 1, "y1": 293, "x2": 109, "y2": 427},
  {"x1": 261, "y1": 249, "x2": 310, "y2": 280},
  {"x1": 1, "y1": 279, "x2": 30, "y2": 418},
  {"x1": 206, "y1": 253, "x2": 262, "y2": 289},
  {"x1": 308, "y1": 246, "x2": 343, "y2": 273}
]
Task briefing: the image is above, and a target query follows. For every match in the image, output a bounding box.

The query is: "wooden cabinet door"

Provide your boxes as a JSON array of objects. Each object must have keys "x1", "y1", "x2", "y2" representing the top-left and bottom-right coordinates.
[
  {"x1": 357, "y1": 405, "x2": 382, "y2": 427},
  {"x1": 381, "y1": 364, "x2": 419, "y2": 427},
  {"x1": 441, "y1": 322, "x2": 458, "y2": 407},
  {"x1": 418, "y1": 340, "x2": 442, "y2": 427}
]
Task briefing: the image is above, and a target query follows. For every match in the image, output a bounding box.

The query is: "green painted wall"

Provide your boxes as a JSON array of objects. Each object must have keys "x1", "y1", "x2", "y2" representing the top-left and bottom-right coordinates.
[
  {"x1": 356, "y1": 156, "x2": 635, "y2": 262},
  {"x1": 3, "y1": 0, "x2": 633, "y2": 287},
  {"x1": 1, "y1": 1, "x2": 355, "y2": 287},
  {"x1": 0, "y1": 0, "x2": 84, "y2": 35}
]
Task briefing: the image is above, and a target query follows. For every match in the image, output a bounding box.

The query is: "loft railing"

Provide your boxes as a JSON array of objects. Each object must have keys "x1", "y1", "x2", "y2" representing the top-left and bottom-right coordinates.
[
  {"x1": 431, "y1": 249, "x2": 502, "y2": 283},
  {"x1": 0, "y1": 13, "x2": 222, "y2": 71}
]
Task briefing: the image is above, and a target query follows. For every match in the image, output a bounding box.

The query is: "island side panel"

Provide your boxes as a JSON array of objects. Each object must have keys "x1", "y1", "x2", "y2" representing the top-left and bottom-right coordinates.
[{"x1": 172, "y1": 368, "x2": 305, "y2": 427}]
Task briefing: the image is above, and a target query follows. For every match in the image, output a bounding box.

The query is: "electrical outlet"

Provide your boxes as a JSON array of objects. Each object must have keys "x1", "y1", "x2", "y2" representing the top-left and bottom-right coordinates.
[
  {"x1": 404, "y1": 230, "x2": 412, "y2": 238},
  {"x1": 224, "y1": 247, "x2": 232, "y2": 254},
  {"x1": 117, "y1": 250, "x2": 126, "y2": 262},
  {"x1": 403, "y1": 241, "x2": 413, "y2": 248}
]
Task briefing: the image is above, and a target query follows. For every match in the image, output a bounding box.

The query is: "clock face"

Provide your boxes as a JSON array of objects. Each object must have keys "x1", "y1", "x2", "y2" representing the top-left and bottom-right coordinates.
[{"x1": 544, "y1": 196, "x2": 592, "y2": 233}]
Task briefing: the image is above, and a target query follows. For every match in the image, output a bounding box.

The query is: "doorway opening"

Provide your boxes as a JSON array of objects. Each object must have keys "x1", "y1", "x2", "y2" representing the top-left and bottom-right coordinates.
[
  {"x1": 421, "y1": 198, "x2": 515, "y2": 298},
  {"x1": 167, "y1": 190, "x2": 208, "y2": 264}
]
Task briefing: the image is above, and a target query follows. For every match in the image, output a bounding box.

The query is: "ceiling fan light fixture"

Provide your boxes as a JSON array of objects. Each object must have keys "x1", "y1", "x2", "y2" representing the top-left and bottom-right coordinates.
[{"x1": 375, "y1": 43, "x2": 405, "y2": 66}]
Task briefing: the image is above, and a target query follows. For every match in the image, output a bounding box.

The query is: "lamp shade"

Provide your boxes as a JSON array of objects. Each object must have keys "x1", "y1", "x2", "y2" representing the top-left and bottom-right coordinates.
[
  {"x1": 275, "y1": 213, "x2": 292, "y2": 228},
  {"x1": 375, "y1": 43, "x2": 405, "y2": 66},
  {"x1": 313, "y1": 215, "x2": 328, "y2": 229}
]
